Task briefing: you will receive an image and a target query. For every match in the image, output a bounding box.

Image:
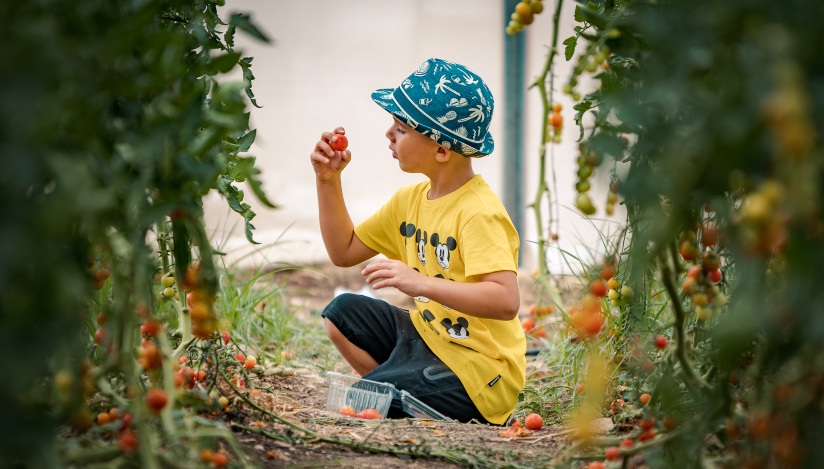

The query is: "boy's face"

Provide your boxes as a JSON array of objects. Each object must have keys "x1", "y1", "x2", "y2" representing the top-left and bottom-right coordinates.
[{"x1": 385, "y1": 117, "x2": 443, "y2": 174}]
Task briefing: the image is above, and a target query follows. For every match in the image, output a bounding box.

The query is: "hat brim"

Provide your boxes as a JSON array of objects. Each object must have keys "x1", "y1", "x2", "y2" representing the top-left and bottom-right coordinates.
[{"x1": 371, "y1": 88, "x2": 492, "y2": 157}]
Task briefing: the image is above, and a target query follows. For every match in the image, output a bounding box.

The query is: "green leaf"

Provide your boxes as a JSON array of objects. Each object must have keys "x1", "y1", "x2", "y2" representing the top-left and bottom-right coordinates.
[
  {"x1": 563, "y1": 36, "x2": 578, "y2": 61},
  {"x1": 239, "y1": 59, "x2": 262, "y2": 108},
  {"x1": 230, "y1": 13, "x2": 270, "y2": 43},
  {"x1": 574, "y1": 5, "x2": 586, "y2": 22},
  {"x1": 225, "y1": 24, "x2": 236, "y2": 49},
  {"x1": 237, "y1": 130, "x2": 256, "y2": 152},
  {"x1": 574, "y1": 101, "x2": 594, "y2": 142},
  {"x1": 242, "y1": 206, "x2": 259, "y2": 244},
  {"x1": 209, "y1": 52, "x2": 241, "y2": 74},
  {"x1": 235, "y1": 157, "x2": 276, "y2": 208}
]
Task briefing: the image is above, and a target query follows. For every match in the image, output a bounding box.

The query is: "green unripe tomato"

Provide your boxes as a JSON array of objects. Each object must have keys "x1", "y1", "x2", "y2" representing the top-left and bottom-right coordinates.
[
  {"x1": 161, "y1": 275, "x2": 175, "y2": 288},
  {"x1": 608, "y1": 289, "x2": 620, "y2": 301},
  {"x1": 620, "y1": 285, "x2": 634, "y2": 298},
  {"x1": 575, "y1": 180, "x2": 591, "y2": 193},
  {"x1": 163, "y1": 287, "x2": 176, "y2": 299},
  {"x1": 579, "y1": 165, "x2": 593, "y2": 179},
  {"x1": 576, "y1": 193, "x2": 596, "y2": 215},
  {"x1": 696, "y1": 306, "x2": 712, "y2": 320}
]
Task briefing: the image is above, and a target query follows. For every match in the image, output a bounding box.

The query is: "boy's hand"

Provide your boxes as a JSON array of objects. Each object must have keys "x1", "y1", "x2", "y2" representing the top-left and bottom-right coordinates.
[
  {"x1": 361, "y1": 259, "x2": 426, "y2": 297},
  {"x1": 311, "y1": 127, "x2": 351, "y2": 183}
]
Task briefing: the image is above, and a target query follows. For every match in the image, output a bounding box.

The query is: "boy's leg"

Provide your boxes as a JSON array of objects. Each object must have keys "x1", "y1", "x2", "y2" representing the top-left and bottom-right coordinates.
[
  {"x1": 321, "y1": 293, "x2": 401, "y2": 374},
  {"x1": 324, "y1": 318, "x2": 378, "y2": 376},
  {"x1": 322, "y1": 293, "x2": 488, "y2": 423}
]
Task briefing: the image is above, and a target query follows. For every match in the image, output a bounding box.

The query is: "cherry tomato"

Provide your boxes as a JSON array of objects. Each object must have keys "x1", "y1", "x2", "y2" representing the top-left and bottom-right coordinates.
[
  {"x1": 525, "y1": 413, "x2": 543, "y2": 430},
  {"x1": 605, "y1": 446, "x2": 620, "y2": 460},
  {"x1": 118, "y1": 431, "x2": 138, "y2": 453},
  {"x1": 521, "y1": 317, "x2": 535, "y2": 333},
  {"x1": 212, "y1": 452, "x2": 228, "y2": 468},
  {"x1": 355, "y1": 408, "x2": 381, "y2": 419},
  {"x1": 330, "y1": 133, "x2": 348, "y2": 152},
  {"x1": 339, "y1": 405, "x2": 356, "y2": 416},
  {"x1": 639, "y1": 393, "x2": 651, "y2": 406},
  {"x1": 600, "y1": 265, "x2": 615, "y2": 280},
  {"x1": 141, "y1": 318, "x2": 161, "y2": 338},
  {"x1": 589, "y1": 279, "x2": 608, "y2": 297},
  {"x1": 655, "y1": 335, "x2": 668, "y2": 349},
  {"x1": 146, "y1": 388, "x2": 168, "y2": 413}
]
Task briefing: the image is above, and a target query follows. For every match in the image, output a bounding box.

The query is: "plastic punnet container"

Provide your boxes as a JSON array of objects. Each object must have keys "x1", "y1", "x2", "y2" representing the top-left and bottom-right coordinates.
[
  {"x1": 326, "y1": 372, "x2": 395, "y2": 418},
  {"x1": 325, "y1": 372, "x2": 456, "y2": 421}
]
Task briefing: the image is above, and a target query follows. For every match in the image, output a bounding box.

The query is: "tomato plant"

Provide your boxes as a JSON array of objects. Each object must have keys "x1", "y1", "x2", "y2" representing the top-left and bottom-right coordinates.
[
  {"x1": 0, "y1": 0, "x2": 277, "y2": 465},
  {"x1": 521, "y1": 0, "x2": 824, "y2": 466}
]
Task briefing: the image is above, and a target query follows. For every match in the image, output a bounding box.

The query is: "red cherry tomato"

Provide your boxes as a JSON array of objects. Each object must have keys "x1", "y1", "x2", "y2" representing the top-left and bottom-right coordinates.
[
  {"x1": 525, "y1": 413, "x2": 543, "y2": 430},
  {"x1": 330, "y1": 133, "x2": 348, "y2": 151},
  {"x1": 355, "y1": 408, "x2": 381, "y2": 419}
]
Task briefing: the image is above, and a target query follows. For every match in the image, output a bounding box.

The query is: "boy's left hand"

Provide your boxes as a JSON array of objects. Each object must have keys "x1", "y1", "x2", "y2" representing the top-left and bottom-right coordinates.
[{"x1": 361, "y1": 259, "x2": 425, "y2": 297}]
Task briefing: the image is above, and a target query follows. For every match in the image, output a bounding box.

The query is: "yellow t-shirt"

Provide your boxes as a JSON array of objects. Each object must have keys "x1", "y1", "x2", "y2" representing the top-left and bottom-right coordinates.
[{"x1": 354, "y1": 175, "x2": 526, "y2": 424}]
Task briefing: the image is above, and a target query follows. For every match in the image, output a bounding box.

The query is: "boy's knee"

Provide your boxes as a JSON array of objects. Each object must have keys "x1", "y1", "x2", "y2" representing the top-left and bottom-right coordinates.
[{"x1": 324, "y1": 317, "x2": 343, "y2": 342}]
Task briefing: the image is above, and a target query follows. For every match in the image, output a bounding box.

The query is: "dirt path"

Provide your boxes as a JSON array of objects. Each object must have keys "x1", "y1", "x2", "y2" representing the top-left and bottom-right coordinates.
[
  {"x1": 223, "y1": 263, "x2": 570, "y2": 468},
  {"x1": 222, "y1": 372, "x2": 571, "y2": 468}
]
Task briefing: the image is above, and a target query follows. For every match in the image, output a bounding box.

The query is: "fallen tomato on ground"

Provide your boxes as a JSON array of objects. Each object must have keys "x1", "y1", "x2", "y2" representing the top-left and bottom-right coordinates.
[{"x1": 525, "y1": 413, "x2": 543, "y2": 430}]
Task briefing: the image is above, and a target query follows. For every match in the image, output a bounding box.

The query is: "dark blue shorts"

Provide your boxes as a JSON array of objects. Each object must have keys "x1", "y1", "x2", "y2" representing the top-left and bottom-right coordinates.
[{"x1": 322, "y1": 293, "x2": 489, "y2": 424}]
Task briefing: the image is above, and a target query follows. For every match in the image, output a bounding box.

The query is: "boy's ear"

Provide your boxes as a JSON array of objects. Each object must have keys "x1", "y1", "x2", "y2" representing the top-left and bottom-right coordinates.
[{"x1": 434, "y1": 145, "x2": 451, "y2": 163}]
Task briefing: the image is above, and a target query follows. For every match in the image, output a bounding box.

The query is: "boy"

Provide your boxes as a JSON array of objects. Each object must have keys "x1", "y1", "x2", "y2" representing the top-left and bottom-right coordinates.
[{"x1": 310, "y1": 58, "x2": 525, "y2": 424}]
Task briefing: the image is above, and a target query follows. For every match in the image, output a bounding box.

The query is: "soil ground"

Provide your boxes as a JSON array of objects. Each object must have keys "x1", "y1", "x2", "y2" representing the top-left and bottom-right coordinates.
[{"x1": 222, "y1": 262, "x2": 586, "y2": 468}]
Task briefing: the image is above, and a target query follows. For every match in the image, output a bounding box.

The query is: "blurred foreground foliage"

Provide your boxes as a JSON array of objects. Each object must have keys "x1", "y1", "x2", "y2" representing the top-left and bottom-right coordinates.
[
  {"x1": 0, "y1": 0, "x2": 272, "y2": 466},
  {"x1": 517, "y1": 0, "x2": 824, "y2": 467}
]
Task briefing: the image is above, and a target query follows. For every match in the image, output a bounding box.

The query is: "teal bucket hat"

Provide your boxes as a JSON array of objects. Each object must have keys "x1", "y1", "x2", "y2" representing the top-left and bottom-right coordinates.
[{"x1": 372, "y1": 58, "x2": 494, "y2": 157}]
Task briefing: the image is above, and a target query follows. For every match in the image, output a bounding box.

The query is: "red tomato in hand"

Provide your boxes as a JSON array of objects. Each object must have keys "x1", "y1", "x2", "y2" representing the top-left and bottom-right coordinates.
[
  {"x1": 525, "y1": 413, "x2": 543, "y2": 430},
  {"x1": 330, "y1": 133, "x2": 348, "y2": 152}
]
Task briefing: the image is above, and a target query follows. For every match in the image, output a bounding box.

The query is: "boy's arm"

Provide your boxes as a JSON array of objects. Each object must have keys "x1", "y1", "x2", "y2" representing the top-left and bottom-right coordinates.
[
  {"x1": 311, "y1": 128, "x2": 378, "y2": 267},
  {"x1": 361, "y1": 259, "x2": 520, "y2": 320}
]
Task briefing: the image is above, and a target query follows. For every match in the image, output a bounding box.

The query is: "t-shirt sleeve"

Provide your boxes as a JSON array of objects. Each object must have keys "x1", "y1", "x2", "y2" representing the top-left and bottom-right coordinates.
[
  {"x1": 353, "y1": 190, "x2": 405, "y2": 261},
  {"x1": 460, "y1": 210, "x2": 520, "y2": 279}
]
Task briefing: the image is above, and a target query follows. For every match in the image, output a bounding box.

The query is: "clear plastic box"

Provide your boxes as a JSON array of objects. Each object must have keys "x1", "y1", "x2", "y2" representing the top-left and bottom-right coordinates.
[
  {"x1": 325, "y1": 372, "x2": 395, "y2": 418},
  {"x1": 325, "y1": 372, "x2": 455, "y2": 421}
]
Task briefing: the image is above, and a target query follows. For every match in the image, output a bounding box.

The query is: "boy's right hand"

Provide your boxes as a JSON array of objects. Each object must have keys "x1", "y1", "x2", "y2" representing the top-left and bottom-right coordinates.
[{"x1": 311, "y1": 127, "x2": 351, "y2": 183}]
